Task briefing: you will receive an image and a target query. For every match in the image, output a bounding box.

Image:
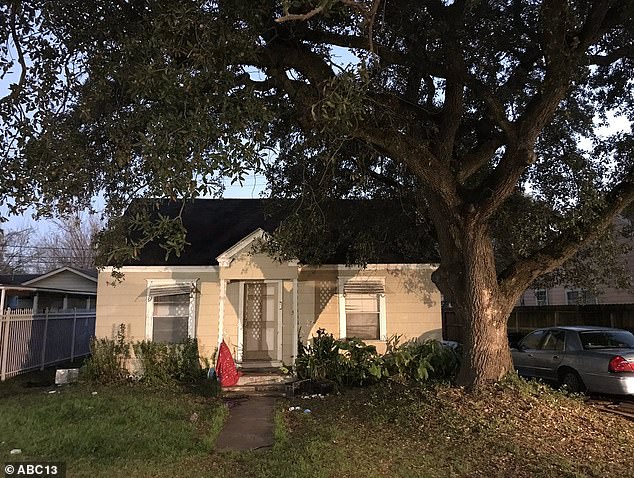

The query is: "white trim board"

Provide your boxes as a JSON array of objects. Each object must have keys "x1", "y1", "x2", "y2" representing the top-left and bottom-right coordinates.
[
  {"x1": 216, "y1": 228, "x2": 266, "y2": 267},
  {"x1": 101, "y1": 265, "x2": 219, "y2": 273}
]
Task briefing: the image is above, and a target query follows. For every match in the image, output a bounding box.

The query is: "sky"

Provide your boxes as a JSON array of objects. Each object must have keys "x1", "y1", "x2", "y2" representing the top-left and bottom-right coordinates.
[{"x1": 1, "y1": 173, "x2": 268, "y2": 234}]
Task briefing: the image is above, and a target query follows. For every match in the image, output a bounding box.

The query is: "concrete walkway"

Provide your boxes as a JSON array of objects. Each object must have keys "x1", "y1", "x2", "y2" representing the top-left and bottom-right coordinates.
[{"x1": 215, "y1": 397, "x2": 276, "y2": 452}]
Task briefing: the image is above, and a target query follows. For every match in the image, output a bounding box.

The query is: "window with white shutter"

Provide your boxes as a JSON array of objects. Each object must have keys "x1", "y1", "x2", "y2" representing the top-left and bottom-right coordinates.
[
  {"x1": 146, "y1": 281, "x2": 197, "y2": 343},
  {"x1": 340, "y1": 278, "x2": 386, "y2": 340}
]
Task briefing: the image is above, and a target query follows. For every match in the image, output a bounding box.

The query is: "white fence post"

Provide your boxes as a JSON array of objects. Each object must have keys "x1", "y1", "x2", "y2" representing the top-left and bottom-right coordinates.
[
  {"x1": 1, "y1": 312, "x2": 11, "y2": 381},
  {"x1": 70, "y1": 308, "x2": 77, "y2": 362},
  {"x1": 40, "y1": 309, "x2": 49, "y2": 371}
]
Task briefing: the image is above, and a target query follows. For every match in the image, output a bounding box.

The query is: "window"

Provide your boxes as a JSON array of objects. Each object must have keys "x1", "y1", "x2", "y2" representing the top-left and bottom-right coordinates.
[
  {"x1": 146, "y1": 282, "x2": 196, "y2": 343},
  {"x1": 534, "y1": 289, "x2": 548, "y2": 306},
  {"x1": 346, "y1": 293, "x2": 380, "y2": 339},
  {"x1": 519, "y1": 330, "x2": 546, "y2": 350},
  {"x1": 566, "y1": 289, "x2": 597, "y2": 305},
  {"x1": 152, "y1": 294, "x2": 190, "y2": 343},
  {"x1": 339, "y1": 278, "x2": 386, "y2": 341},
  {"x1": 579, "y1": 331, "x2": 634, "y2": 350},
  {"x1": 541, "y1": 330, "x2": 565, "y2": 351}
]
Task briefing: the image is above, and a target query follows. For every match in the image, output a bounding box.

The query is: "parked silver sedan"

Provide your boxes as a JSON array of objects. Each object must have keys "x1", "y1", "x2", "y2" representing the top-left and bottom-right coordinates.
[{"x1": 512, "y1": 326, "x2": 634, "y2": 395}]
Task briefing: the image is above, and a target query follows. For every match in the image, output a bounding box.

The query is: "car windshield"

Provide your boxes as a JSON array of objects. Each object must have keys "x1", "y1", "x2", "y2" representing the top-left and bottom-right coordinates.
[{"x1": 579, "y1": 331, "x2": 634, "y2": 350}]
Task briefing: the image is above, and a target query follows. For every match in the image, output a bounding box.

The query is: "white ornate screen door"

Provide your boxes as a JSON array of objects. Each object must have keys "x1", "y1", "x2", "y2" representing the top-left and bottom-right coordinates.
[{"x1": 242, "y1": 282, "x2": 278, "y2": 361}]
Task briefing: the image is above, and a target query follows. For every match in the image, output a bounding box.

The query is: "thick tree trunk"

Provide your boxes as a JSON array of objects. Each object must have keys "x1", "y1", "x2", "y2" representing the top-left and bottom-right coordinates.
[
  {"x1": 454, "y1": 300, "x2": 513, "y2": 387},
  {"x1": 430, "y1": 207, "x2": 517, "y2": 389}
]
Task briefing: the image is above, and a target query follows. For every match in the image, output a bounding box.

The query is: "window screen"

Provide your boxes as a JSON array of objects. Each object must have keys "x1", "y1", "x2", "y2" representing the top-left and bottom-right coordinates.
[
  {"x1": 344, "y1": 279, "x2": 384, "y2": 340},
  {"x1": 152, "y1": 293, "x2": 190, "y2": 343},
  {"x1": 345, "y1": 294, "x2": 380, "y2": 340}
]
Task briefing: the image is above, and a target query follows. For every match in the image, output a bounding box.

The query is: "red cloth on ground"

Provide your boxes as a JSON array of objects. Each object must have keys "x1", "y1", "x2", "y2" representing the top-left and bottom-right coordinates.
[{"x1": 216, "y1": 340, "x2": 242, "y2": 387}]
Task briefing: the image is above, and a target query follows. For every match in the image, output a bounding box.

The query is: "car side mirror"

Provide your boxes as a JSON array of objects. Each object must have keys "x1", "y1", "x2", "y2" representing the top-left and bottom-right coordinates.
[{"x1": 517, "y1": 343, "x2": 526, "y2": 351}]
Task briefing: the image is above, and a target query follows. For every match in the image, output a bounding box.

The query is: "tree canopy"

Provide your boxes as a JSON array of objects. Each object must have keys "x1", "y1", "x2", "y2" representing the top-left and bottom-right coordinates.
[{"x1": 2, "y1": 0, "x2": 633, "y2": 387}]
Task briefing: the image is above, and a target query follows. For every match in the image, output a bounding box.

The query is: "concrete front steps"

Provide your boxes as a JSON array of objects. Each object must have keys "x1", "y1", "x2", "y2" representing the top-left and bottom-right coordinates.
[{"x1": 222, "y1": 370, "x2": 296, "y2": 398}]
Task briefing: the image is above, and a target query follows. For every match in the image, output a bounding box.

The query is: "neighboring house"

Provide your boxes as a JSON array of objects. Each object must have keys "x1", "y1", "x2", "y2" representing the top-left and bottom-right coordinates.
[
  {"x1": 520, "y1": 248, "x2": 634, "y2": 306},
  {"x1": 0, "y1": 267, "x2": 98, "y2": 380},
  {"x1": 0, "y1": 266, "x2": 97, "y2": 313},
  {"x1": 96, "y1": 199, "x2": 442, "y2": 367},
  {"x1": 520, "y1": 216, "x2": 634, "y2": 306}
]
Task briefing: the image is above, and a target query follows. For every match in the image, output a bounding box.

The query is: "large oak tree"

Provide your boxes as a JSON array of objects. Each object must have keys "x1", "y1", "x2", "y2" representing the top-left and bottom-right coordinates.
[{"x1": 1, "y1": 0, "x2": 633, "y2": 387}]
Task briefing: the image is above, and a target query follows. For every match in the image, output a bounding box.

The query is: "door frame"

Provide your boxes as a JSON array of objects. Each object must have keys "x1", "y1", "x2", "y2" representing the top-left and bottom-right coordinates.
[{"x1": 237, "y1": 280, "x2": 283, "y2": 365}]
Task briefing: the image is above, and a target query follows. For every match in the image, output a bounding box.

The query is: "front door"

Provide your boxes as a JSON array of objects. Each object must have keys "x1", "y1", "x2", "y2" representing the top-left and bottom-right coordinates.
[{"x1": 242, "y1": 282, "x2": 279, "y2": 362}]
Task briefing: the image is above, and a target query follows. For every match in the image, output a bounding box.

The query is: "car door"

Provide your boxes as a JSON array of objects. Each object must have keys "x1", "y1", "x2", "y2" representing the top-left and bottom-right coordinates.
[
  {"x1": 513, "y1": 330, "x2": 547, "y2": 378},
  {"x1": 529, "y1": 329, "x2": 566, "y2": 381}
]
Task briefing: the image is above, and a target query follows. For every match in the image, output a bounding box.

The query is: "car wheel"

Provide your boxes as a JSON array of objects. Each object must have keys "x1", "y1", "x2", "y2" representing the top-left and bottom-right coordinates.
[{"x1": 560, "y1": 370, "x2": 585, "y2": 393}]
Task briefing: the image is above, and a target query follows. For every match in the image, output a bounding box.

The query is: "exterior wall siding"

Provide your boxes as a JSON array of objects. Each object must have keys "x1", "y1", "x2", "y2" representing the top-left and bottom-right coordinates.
[
  {"x1": 28, "y1": 270, "x2": 97, "y2": 293},
  {"x1": 96, "y1": 270, "x2": 219, "y2": 358},
  {"x1": 97, "y1": 263, "x2": 442, "y2": 366},
  {"x1": 298, "y1": 267, "x2": 441, "y2": 354}
]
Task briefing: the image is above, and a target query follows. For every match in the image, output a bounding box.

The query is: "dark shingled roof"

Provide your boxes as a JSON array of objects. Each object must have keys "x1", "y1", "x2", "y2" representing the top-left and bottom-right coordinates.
[
  {"x1": 128, "y1": 199, "x2": 438, "y2": 266},
  {"x1": 0, "y1": 273, "x2": 40, "y2": 286}
]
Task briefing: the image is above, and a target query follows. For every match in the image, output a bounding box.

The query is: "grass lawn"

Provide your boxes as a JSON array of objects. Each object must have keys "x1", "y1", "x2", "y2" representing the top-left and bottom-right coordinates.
[
  {"x1": 1, "y1": 371, "x2": 633, "y2": 478},
  {"x1": 0, "y1": 369, "x2": 226, "y2": 477}
]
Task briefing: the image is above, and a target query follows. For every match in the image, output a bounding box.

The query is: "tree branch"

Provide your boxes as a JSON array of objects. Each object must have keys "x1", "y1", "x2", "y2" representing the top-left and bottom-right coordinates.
[
  {"x1": 365, "y1": 168, "x2": 404, "y2": 190},
  {"x1": 434, "y1": 2, "x2": 469, "y2": 163},
  {"x1": 0, "y1": 2, "x2": 27, "y2": 106},
  {"x1": 276, "y1": 0, "x2": 370, "y2": 24},
  {"x1": 353, "y1": 125, "x2": 461, "y2": 209},
  {"x1": 256, "y1": 41, "x2": 335, "y2": 88},
  {"x1": 297, "y1": 29, "x2": 446, "y2": 76},
  {"x1": 588, "y1": 45, "x2": 634, "y2": 66},
  {"x1": 498, "y1": 178, "x2": 634, "y2": 298},
  {"x1": 455, "y1": 137, "x2": 504, "y2": 184},
  {"x1": 276, "y1": 5, "x2": 324, "y2": 23},
  {"x1": 467, "y1": 1, "x2": 613, "y2": 219}
]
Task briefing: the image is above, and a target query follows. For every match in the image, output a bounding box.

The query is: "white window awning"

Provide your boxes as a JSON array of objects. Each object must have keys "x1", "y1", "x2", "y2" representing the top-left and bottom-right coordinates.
[
  {"x1": 343, "y1": 279, "x2": 385, "y2": 296},
  {"x1": 147, "y1": 283, "x2": 197, "y2": 299}
]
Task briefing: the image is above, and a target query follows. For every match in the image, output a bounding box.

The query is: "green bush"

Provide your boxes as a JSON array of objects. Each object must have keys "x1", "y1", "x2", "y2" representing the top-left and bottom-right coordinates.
[
  {"x1": 83, "y1": 324, "x2": 130, "y2": 384},
  {"x1": 296, "y1": 330, "x2": 461, "y2": 387},
  {"x1": 132, "y1": 338, "x2": 208, "y2": 386},
  {"x1": 338, "y1": 337, "x2": 387, "y2": 386},
  {"x1": 83, "y1": 325, "x2": 215, "y2": 395},
  {"x1": 296, "y1": 330, "x2": 384, "y2": 386},
  {"x1": 296, "y1": 329, "x2": 343, "y2": 382},
  {"x1": 384, "y1": 335, "x2": 461, "y2": 383}
]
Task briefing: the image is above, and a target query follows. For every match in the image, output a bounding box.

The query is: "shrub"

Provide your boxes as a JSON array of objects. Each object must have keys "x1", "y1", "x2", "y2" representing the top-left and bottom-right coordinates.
[
  {"x1": 83, "y1": 324, "x2": 130, "y2": 384},
  {"x1": 338, "y1": 337, "x2": 387, "y2": 386},
  {"x1": 296, "y1": 330, "x2": 461, "y2": 388},
  {"x1": 84, "y1": 325, "x2": 214, "y2": 395},
  {"x1": 296, "y1": 329, "x2": 343, "y2": 382},
  {"x1": 296, "y1": 330, "x2": 385, "y2": 386},
  {"x1": 132, "y1": 338, "x2": 208, "y2": 386},
  {"x1": 384, "y1": 335, "x2": 461, "y2": 383}
]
